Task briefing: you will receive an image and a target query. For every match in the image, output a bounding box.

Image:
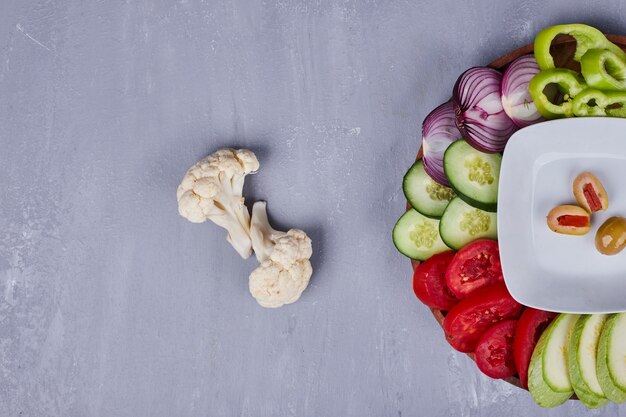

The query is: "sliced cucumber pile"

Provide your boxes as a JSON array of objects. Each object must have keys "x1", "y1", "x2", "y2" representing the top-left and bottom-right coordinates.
[
  {"x1": 403, "y1": 160, "x2": 456, "y2": 218},
  {"x1": 444, "y1": 140, "x2": 501, "y2": 212},
  {"x1": 392, "y1": 209, "x2": 450, "y2": 260},
  {"x1": 438, "y1": 197, "x2": 497, "y2": 250}
]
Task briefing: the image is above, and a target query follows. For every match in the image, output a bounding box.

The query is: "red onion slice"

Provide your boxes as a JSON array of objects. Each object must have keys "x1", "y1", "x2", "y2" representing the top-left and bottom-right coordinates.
[
  {"x1": 453, "y1": 67, "x2": 518, "y2": 153},
  {"x1": 501, "y1": 55, "x2": 543, "y2": 128},
  {"x1": 422, "y1": 101, "x2": 462, "y2": 186}
]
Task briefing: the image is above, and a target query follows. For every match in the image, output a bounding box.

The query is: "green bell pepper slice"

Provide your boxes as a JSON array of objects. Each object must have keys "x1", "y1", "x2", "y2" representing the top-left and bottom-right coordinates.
[
  {"x1": 534, "y1": 24, "x2": 626, "y2": 70},
  {"x1": 572, "y1": 88, "x2": 626, "y2": 117},
  {"x1": 580, "y1": 48, "x2": 626, "y2": 91},
  {"x1": 528, "y1": 69, "x2": 587, "y2": 119}
]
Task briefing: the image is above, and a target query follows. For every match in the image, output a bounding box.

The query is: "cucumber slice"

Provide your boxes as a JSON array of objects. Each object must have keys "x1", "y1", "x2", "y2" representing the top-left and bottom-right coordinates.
[
  {"x1": 443, "y1": 140, "x2": 501, "y2": 212},
  {"x1": 528, "y1": 314, "x2": 576, "y2": 407},
  {"x1": 597, "y1": 313, "x2": 626, "y2": 403},
  {"x1": 392, "y1": 209, "x2": 450, "y2": 260},
  {"x1": 403, "y1": 160, "x2": 456, "y2": 219},
  {"x1": 543, "y1": 313, "x2": 579, "y2": 393},
  {"x1": 568, "y1": 315, "x2": 608, "y2": 409},
  {"x1": 438, "y1": 197, "x2": 497, "y2": 250}
]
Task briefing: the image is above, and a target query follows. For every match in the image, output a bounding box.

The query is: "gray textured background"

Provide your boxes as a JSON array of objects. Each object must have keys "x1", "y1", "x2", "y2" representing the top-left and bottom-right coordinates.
[{"x1": 1, "y1": 1, "x2": 625, "y2": 416}]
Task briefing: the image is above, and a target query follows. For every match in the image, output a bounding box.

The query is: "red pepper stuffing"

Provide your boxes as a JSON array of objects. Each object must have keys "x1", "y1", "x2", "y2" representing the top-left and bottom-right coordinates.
[
  {"x1": 557, "y1": 215, "x2": 589, "y2": 227},
  {"x1": 583, "y1": 183, "x2": 603, "y2": 212}
]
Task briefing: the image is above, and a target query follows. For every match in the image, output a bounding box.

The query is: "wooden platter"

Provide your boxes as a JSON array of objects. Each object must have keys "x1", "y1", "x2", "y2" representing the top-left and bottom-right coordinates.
[{"x1": 408, "y1": 34, "x2": 626, "y2": 390}]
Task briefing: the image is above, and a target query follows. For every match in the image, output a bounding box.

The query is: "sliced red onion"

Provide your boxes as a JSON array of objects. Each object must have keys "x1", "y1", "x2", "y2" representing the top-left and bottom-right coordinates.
[
  {"x1": 422, "y1": 101, "x2": 462, "y2": 186},
  {"x1": 501, "y1": 55, "x2": 543, "y2": 128},
  {"x1": 453, "y1": 67, "x2": 518, "y2": 153}
]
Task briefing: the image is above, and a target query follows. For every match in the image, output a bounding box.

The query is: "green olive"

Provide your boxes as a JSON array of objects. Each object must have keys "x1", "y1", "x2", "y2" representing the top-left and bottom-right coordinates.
[{"x1": 595, "y1": 216, "x2": 626, "y2": 256}]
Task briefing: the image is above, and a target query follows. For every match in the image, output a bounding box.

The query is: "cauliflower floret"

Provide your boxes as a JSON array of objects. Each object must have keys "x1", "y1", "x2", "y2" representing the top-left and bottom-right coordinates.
[
  {"x1": 177, "y1": 148, "x2": 259, "y2": 258},
  {"x1": 249, "y1": 251, "x2": 313, "y2": 308},
  {"x1": 248, "y1": 202, "x2": 313, "y2": 308}
]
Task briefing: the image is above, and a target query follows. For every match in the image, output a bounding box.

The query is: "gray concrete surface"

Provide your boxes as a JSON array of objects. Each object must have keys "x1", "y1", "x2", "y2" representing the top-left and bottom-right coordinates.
[{"x1": 1, "y1": 1, "x2": 625, "y2": 416}]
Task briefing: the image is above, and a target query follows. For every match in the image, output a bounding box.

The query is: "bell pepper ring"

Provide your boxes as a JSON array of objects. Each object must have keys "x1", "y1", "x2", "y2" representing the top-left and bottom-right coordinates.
[
  {"x1": 571, "y1": 88, "x2": 626, "y2": 118},
  {"x1": 534, "y1": 24, "x2": 626, "y2": 70},
  {"x1": 581, "y1": 48, "x2": 626, "y2": 91},
  {"x1": 528, "y1": 69, "x2": 587, "y2": 119}
]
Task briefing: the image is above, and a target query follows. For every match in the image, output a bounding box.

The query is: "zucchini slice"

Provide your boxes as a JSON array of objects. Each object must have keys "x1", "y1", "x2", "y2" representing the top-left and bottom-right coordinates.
[
  {"x1": 528, "y1": 314, "x2": 577, "y2": 407},
  {"x1": 597, "y1": 313, "x2": 626, "y2": 403},
  {"x1": 568, "y1": 314, "x2": 609, "y2": 409}
]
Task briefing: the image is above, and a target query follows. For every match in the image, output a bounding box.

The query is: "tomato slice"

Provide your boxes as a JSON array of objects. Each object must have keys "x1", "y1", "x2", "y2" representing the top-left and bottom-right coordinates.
[
  {"x1": 443, "y1": 283, "x2": 522, "y2": 353},
  {"x1": 445, "y1": 239, "x2": 503, "y2": 299},
  {"x1": 512, "y1": 308, "x2": 557, "y2": 389},
  {"x1": 475, "y1": 320, "x2": 518, "y2": 379},
  {"x1": 412, "y1": 251, "x2": 459, "y2": 310}
]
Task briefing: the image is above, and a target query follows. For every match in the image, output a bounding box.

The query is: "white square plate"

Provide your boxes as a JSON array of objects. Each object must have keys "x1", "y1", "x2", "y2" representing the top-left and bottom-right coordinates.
[{"x1": 498, "y1": 118, "x2": 626, "y2": 314}]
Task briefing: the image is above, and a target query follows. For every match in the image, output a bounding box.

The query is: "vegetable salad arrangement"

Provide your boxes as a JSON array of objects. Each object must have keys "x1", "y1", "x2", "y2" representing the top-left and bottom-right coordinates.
[{"x1": 393, "y1": 23, "x2": 626, "y2": 409}]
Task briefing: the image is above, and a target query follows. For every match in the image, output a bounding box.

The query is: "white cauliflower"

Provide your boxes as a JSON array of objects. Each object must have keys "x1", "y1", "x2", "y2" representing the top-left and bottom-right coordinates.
[
  {"x1": 248, "y1": 202, "x2": 313, "y2": 308},
  {"x1": 177, "y1": 148, "x2": 259, "y2": 259}
]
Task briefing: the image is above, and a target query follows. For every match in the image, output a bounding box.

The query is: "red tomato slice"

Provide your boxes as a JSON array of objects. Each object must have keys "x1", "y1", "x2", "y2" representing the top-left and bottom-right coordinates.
[
  {"x1": 513, "y1": 308, "x2": 557, "y2": 389},
  {"x1": 412, "y1": 251, "x2": 459, "y2": 310},
  {"x1": 475, "y1": 320, "x2": 518, "y2": 379},
  {"x1": 445, "y1": 239, "x2": 503, "y2": 299},
  {"x1": 443, "y1": 283, "x2": 523, "y2": 353}
]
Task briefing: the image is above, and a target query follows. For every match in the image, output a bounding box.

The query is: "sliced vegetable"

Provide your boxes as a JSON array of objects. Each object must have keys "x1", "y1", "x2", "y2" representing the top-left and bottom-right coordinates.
[
  {"x1": 443, "y1": 140, "x2": 501, "y2": 211},
  {"x1": 546, "y1": 205, "x2": 590, "y2": 235},
  {"x1": 501, "y1": 55, "x2": 544, "y2": 127},
  {"x1": 597, "y1": 313, "x2": 626, "y2": 403},
  {"x1": 513, "y1": 308, "x2": 557, "y2": 389},
  {"x1": 474, "y1": 320, "x2": 518, "y2": 379},
  {"x1": 542, "y1": 314, "x2": 579, "y2": 393},
  {"x1": 443, "y1": 283, "x2": 522, "y2": 353},
  {"x1": 444, "y1": 239, "x2": 502, "y2": 299},
  {"x1": 452, "y1": 67, "x2": 517, "y2": 153},
  {"x1": 528, "y1": 68, "x2": 587, "y2": 119},
  {"x1": 393, "y1": 209, "x2": 450, "y2": 260},
  {"x1": 595, "y1": 216, "x2": 626, "y2": 256},
  {"x1": 403, "y1": 160, "x2": 455, "y2": 219},
  {"x1": 412, "y1": 250, "x2": 459, "y2": 311},
  {"x1": 568, "y1": 314, "x2": 609, "y2": 409},
  {"x1": 533, "y1": 24, "x2": 626, "y2": 70},
  {"x1": 571, "y1": 88, "x2": 626, "y2": 118},
  {"x1": 528, "y1": 314, "x2": 579, "y2": 407},
  {"x1": 605, "y1": 314, "x2": 626, "y2": 393},
  {"x1": 422, "y1": 101, "x2": 462, "y2": 186},
  {"x1": 439, "y1": 197, "x2": 498, "y2": 250},
  {"x1": 573, "y1": 172, "x2": 608, "y2": 212},
  {"x1": 581, "y1": 48, "x2": 626, "y2": 92}
]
